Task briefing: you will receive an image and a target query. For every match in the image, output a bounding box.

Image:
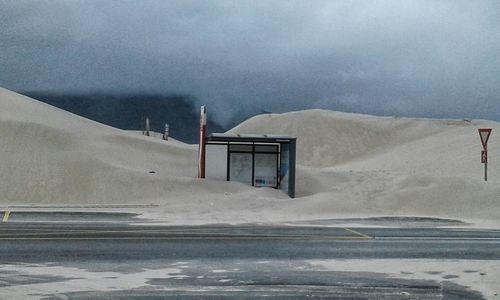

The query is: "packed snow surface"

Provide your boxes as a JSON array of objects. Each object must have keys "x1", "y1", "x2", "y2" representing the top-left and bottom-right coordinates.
[{"x1": 1, "y1": 87, "x2": 499, "y2": 225}]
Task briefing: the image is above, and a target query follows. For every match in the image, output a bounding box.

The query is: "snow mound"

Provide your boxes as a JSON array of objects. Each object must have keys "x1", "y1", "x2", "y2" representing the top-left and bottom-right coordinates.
[
  {"x1": 231, "y1": 109, "x2": 498, "y2": 171},
  {"x1": 0, "y1": 88, "x2": 276, "y2": 205},
  {"x1": 1, "y1": 88, "x2": 499, "y2": 225},
  {"x1": 230, "y1": 110, "x2": 500, "y2": 223},
  {"x1": 0, "y1": 88, "x2": 203, "y2": 204}
]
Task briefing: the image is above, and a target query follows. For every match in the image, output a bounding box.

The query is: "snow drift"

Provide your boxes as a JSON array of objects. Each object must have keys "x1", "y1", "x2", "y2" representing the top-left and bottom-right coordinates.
[
  {"x1": 0, "y1": 87, "x2": 274, "y2": 206},
  {"x1": 1, "y1": 88, "x2": 499, "y2": 225},
  {"x1": 231, "y1": 110, "x2": 500, "y2": 223}
]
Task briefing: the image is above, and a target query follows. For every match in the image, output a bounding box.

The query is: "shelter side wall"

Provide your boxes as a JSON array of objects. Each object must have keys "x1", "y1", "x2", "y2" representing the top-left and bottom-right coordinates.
[{"x1": 205, "y1": 144, "x2": 228, "y2": 180}]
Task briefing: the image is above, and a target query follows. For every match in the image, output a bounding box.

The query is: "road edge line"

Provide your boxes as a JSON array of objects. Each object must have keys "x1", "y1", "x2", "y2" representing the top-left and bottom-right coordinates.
[
  {"x1": 343, "y1": 227, "x2": 372, "y2": 239},
  {"x1": 2, "y1": 211, "x2": 10, "y2": 222}
]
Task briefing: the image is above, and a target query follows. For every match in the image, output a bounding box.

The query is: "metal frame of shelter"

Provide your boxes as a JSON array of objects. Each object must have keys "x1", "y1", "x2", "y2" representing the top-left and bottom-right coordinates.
[{"x1": 205, "y1": 133, "x2": 296, "y2": 198}]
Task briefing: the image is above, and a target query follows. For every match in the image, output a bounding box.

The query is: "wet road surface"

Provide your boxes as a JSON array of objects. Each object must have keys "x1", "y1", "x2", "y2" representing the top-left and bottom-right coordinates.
[{"x1": 0, "y1": 211, "x2": 495, "y2": 299}]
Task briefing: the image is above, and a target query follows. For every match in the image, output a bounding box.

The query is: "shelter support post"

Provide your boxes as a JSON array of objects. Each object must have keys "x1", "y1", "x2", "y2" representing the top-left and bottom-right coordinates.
[{"x1": 288, "y1": 139, "x2": 296, "y2": 198}]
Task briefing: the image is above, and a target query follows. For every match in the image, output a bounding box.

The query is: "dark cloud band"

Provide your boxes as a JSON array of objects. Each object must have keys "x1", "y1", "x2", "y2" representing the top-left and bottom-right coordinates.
[{"x1": 0, "y1": 0, "x2": 499, "y2": 124}]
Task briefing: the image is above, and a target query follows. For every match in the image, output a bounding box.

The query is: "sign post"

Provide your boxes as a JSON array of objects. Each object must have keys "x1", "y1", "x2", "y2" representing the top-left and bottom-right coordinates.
[
  {"x1": 198, "y1": 106, "x2": 207, "y2": 178},
  {"x1": 478, "y1": 128, "x2": 492, "y2": 181}
]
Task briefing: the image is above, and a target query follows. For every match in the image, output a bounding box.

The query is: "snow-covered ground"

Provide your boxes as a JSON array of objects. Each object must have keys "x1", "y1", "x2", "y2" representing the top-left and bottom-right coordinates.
[
  {"x1": 308, "y1": 259, "x2": 499, "y2": 299},
  {"x1": 0, "y1": 259, "x2": 496, "y2": 299},
  {"x1": 1, "y1": 87, "x2": 499, "y2": 227}
]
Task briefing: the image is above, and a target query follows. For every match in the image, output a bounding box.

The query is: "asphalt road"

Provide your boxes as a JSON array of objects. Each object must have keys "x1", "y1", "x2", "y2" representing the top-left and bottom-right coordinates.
[{"x1": 0, "y1": 211, "x2": 497, "y2": 299}]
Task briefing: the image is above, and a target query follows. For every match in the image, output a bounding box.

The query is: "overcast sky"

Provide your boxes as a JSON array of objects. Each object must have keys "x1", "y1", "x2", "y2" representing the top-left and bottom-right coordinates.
[{"x1": 1, "y1": 0, "x2": 499, "y2": 124}]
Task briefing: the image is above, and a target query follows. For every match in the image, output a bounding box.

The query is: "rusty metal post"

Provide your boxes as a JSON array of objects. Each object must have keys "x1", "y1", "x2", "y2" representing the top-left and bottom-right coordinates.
[{"x1": 198, "y1": 106, "x2": 207, "y2": 178}]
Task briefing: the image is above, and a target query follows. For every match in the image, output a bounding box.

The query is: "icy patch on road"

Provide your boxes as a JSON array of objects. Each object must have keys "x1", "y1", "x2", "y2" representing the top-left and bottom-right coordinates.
[
  {"x1": 211, "y1": 269, "x2": 230, "y2": 273},
  {"x1": 307, "y1": 259, "x2": 499, "y2": 299},
  {"x1": 0, "y1": 263, "x2": 184, "y2": 299}
]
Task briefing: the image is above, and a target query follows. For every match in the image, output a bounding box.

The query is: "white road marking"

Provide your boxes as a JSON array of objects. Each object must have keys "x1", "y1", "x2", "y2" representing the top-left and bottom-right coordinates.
[{"x1": 2, "y1": 211, "x2": 10, "y2": 222}]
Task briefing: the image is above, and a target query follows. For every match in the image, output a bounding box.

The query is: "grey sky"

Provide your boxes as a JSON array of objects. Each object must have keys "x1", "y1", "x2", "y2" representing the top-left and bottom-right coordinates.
[{"x1": 1, "y1": 0, "x2": 499, "y2": 124}]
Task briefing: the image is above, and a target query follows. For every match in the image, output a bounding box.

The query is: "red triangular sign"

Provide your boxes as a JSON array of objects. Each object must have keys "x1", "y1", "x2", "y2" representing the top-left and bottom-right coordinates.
[{"x1": 478, "y1": 128, "x2": 492, "y2": 149}]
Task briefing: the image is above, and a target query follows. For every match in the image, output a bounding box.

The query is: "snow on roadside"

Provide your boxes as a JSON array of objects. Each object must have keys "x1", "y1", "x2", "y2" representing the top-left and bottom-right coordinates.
[
  {"x1": 307, "y1": 259, "x2": 499, "y2": 299},
  {"x1": 0, "y1": 264, "x2": 185, "y2": 299}
]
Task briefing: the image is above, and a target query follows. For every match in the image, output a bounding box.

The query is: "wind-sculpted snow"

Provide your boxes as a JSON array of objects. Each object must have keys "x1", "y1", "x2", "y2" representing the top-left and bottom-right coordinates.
[{"x1": 1, "y1": 88, "x2": 499, "y2": 227}]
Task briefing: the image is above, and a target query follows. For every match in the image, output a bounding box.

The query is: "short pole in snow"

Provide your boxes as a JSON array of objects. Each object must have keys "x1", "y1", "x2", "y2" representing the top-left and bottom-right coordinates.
[
  {"x1": 164, "y1": 124, "x2": 169, "y2": 141},
  {"x1": 145, "y1": 117, "x2": 150, "y2": 137}
]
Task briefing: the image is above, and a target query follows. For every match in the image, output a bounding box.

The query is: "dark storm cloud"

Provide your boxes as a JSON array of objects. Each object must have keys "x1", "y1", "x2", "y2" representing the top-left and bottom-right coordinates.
[{"x1": 0, "y1": 0, "x2": 499, "y2": 124}]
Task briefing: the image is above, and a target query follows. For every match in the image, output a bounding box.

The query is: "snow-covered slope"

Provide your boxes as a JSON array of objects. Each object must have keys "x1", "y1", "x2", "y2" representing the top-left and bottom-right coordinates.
[
  {"x1": 231, "y1": 109, "x2": 500, "y2": 223},
  {"x1": 231, "y1": 109, "x2": 499, "y2": 172},
  {"x1": 0, "y1": 87, "x2": 205, "y2": 204},
  {"x1": 1, "y1": 88, "x2": 499, "y2": 225}
]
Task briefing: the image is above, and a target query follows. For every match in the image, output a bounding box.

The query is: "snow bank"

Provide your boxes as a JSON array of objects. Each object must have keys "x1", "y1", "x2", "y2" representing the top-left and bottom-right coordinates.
[
  {"x1": 308, "y1": 259, "x2": 499, "y2": 299},
  {"x1": 0, "y1": 88, "x2": 270, "y2": 205},
  {"x1": 231, "y1": 109, "x2": 500, "y2": 224},
  {"x1": 1, "y1": 88, "x2": 499, "y2": 225}
]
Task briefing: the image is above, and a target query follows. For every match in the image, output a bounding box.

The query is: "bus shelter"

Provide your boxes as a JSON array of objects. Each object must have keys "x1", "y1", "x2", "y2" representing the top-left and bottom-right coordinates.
[{"x1": 204, "y1": 133, "x2": 296, "y2": 198}]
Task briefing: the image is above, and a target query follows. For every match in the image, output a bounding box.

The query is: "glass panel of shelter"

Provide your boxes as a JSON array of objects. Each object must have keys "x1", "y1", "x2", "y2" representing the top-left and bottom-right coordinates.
[
  {"x1": 229, "y1": 152, "x2": 253, "y2": 185},
  {"x1": 227, "y1": 143, "x2": 280, "y2": 188}
]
